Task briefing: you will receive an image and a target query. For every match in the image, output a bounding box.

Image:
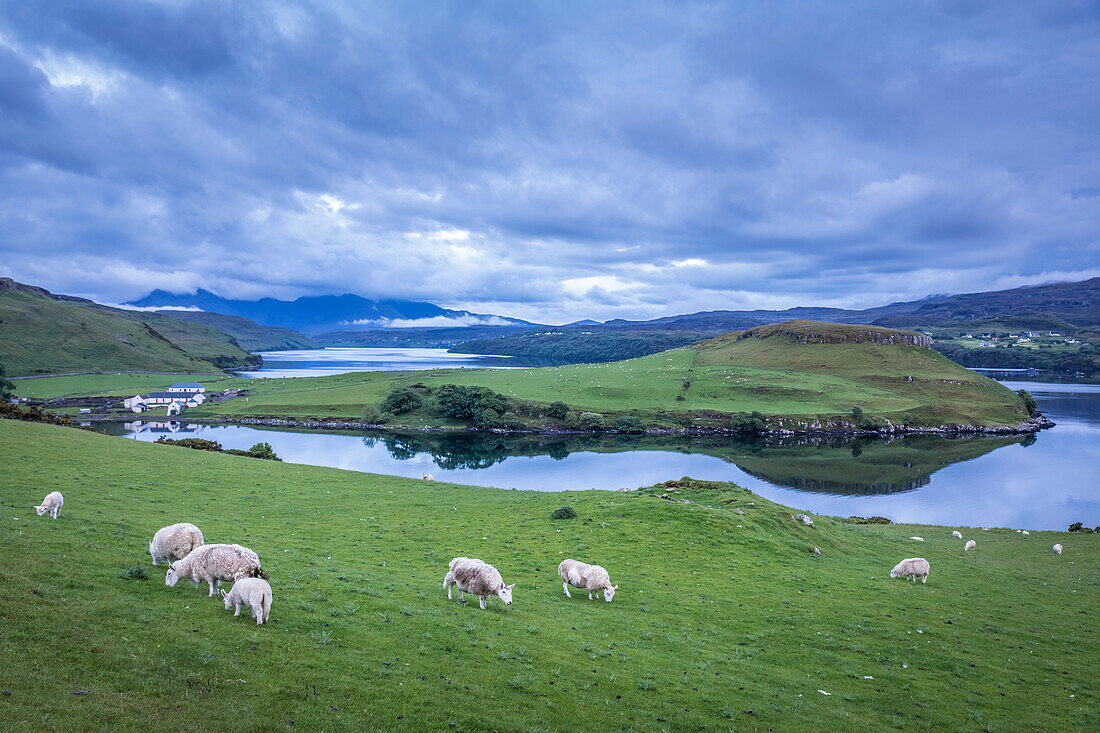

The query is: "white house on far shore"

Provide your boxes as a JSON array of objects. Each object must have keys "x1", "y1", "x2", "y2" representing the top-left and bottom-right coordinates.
[{"x1": 124, "y1": 383, "x2": 206, "y2": 413}]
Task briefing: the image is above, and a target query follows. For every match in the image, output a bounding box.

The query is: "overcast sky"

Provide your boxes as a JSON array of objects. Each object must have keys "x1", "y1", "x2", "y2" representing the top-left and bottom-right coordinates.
[{"x1": 1, "y1": 1, "x2": 1098, "y2": 324}]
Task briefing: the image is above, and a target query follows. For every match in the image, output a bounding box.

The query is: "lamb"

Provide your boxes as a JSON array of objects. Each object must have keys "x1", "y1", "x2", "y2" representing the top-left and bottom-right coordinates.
[
  {"x1": 1053, "y1": 543, "x2": 1063, "y2": 554},
  {"x1": 421, "y1": 473, "x2": 435, "y2": 481},
  {"x1": 33, "y1": 491, "x2": 64, "y2": 519},
  {"x1": 558, "y1": 559, "x2": 618, "y2": 602},
  {"x1": 220, "y1": 578, "x2": 272, "y2": 625},
  {"x1": 965, "y1": 540, "x2": 976, "y2": 551},
  {"x1": 166, "y1": 543, "x2": 268, "y2": 596},
  {"x1": 149, "y1": 523, "x2": 204, "y2": 565},
  {"x1": 890, "y1": 557, "x2": 930, "y2": 583},
  {"x1": 444, "y1": 557, "x2": 513, "y2": 610},
  {"x1": 952, "y1": 531, "x2": 963, "y2": 539}
]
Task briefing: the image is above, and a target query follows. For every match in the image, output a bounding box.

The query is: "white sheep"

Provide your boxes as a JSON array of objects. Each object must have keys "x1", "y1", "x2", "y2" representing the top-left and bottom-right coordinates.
[
  {"x1": 166, "y1": 543, "x2": 268, "y2": 596},
  {"x1": 33, "y1": 491, "x2": 64, "y2": 519},
  {"x1": 149, "y1": 523, "x2": 204, "y2": 566},
  {"x1": 1022, "y1": 530, "x2": 1030, "y2": 536},
  {"x1": 444, "y1": 557, "x2": 513, "y2": 610},
  {"x1": 1053, "y1": 543, "x2": 1063, "y2": 554},
  {"x1": 952, "y1": 531, "x2": 962, "y2": 539},
  {"x1": 910, "y1": 536, "x2": 924, "y2": 542},
  {"x1": 421, "y1": 473, "x2": 435, "y2": 481},
  {"x1": 220, "y1": 578, "x2": 272, "y2": 625},
  {"x1": 890, "y1": 557, "x2": 930, "y2": 583},
  {"x1": 794, "y1": 513, "x2": 814, "y2": 527},
  {"x1": 558, "y1": 559, "x2": 618, "y2": 601},
  {"x1": 965, "y1": 540, "x2": 976, "y2": 551}
]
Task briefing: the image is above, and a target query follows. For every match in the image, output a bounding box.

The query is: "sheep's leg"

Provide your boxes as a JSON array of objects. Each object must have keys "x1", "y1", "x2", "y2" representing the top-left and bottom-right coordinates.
[
  {"x1": 253, "y1": 604, "x2": 262, "y2": 625},
  {"x1": 922, "y1": 576, "x2": 927, "y2": 584},
  {"x1": 234, "y1": 603, "x2": 242, "y2": 617},
  {"x1": 447, "y1": 585, "x2": 453, "y2": 600},
  {"x1": 208, "y1": 579, "x2": 217, "y2": 596},
  {"x1": 563, "y1": 582, "x2": 571, "y2": 598},
  {"x1": 479, "y1": 597, "x2": 486, "y2": 610},
  {"x1": 588, "y1": 591, "x2": 593, "y2": 600}
]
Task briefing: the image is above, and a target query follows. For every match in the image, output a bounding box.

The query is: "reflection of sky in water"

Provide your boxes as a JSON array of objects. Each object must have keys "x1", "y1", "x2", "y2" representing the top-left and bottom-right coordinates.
[
  {"x1": 235, "y1": 347, "x2": 520, "y2": 378},
  {"x1": 115, "y1": 382, "x2": 1100, "y2": 530}
]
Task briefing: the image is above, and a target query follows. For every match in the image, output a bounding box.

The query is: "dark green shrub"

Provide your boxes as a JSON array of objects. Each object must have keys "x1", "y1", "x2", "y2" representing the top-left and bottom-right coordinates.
[
  {"x1": 155, "y1": 437, "x2": 223, "y2": 452},
  {"x1": 1017, "y1": 389, "x2": 1038, "y2": 417},
  {"x1": 546, "y1": 401, "x2": 569, "y2": 420},
  {"x1": 379, "y1": 387, "x2": 423, "y2": 415},
  {"x1": 248, "y1": 442, "x2": 281, "y2": 461},
  {"x1": 851, "y1": 405, "x2": 863, "y2": 422},
  {"x1": 436, "y1": 384, "x2": 509, "y2": 421},
  {"x1": 551, "y1": 506, "x2": 577, "y2": 520},
  {"x1": 0, "y1": 362, "x2": 13, "y2": 400},
  {"x1": 729, "y1": 411, "x2": 766, "y2": 432},
  {"x1": 118, "y1": 564, "x2": 148, "y2": 580},
  {"x1": 578, "y1": 412, "x2": 604, "y2": 430},
  {"x1": 361, "y1": 405, "x2": 389, "y2": 424},
  {"x1": 614, "y1": 415, "x2": 646, "y2": 434}
]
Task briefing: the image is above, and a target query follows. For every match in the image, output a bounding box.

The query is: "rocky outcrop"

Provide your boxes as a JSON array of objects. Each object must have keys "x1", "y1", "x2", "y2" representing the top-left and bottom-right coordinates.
[{"x1": 735, "y1": 320, "x2": 933, "y2": 348}]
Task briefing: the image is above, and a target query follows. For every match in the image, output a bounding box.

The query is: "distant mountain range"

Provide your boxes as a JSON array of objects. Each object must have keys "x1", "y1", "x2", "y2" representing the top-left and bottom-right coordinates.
[{"x1": 127, "y1": 289, "x2": 538, "y2": 334}]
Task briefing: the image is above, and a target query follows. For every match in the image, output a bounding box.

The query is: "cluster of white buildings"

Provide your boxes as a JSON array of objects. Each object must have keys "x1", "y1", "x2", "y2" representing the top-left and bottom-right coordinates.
[{"x1": 124, "y1": 383, "x2": 206, "y2": 415}]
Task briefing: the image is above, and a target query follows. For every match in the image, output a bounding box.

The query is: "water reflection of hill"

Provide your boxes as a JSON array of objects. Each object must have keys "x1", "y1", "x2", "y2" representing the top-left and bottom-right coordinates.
[{"x1": 363, "y1": 430, "x2": 1023, "y2": 495}]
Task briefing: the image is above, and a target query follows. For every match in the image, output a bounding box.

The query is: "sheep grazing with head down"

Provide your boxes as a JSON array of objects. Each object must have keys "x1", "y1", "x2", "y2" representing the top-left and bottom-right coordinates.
[
  {"x1": 890, "y1": 557, "x2": 930, "y2": 583},
  {"x1": 220, "y1": 577, "x2": 272, "y2": 625},
  {"x1": 444, "y1": 557, "x2": 513, "y2": 610},
  {"x1": 421, "y1": 473, "x2": 435, "y2": 481},
  {"x1": 965, "y1": 540, "x2": 976, "y2": 551},
  {"x1": 166, "y1": 543, "x2": 268, "y2": 596},
  {"x1": 33, "y1": 491, "x2": 64, "y2": 519},
  {"x1": 1053, "y1": 543, "x2": 1063, "y2": 555},
  {"x1": 952, "y1": 531, "x2": 963, "y2": 539},
  {"x1": 558, "y1": 559, "x2": 618, "y2": 601},
  {"x1": 149, "y1": 523, "x2": 204, "y2": 566},
  {"x1": 1022, "y1": 530, "x2": 1030, "y2": 536}
]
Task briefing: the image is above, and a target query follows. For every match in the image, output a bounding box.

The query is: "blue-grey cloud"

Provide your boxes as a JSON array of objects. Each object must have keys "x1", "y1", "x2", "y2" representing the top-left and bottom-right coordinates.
[{"x1": 0, "y1": 0, "x2": 1097, "y2": 324}]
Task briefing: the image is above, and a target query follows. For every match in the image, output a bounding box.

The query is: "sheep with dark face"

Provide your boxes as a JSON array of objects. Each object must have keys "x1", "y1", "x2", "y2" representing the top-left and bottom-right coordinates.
[
  {"x1": 33, "y1": 491, "x2": 64, "y2": 519},
  {"x1": 149, "y1": 523, "x2": 204, "y2": 566},
  {"x1": 558, "y1": 559, "x2": 618, "y2": 601},
  {"x1": 444, "y1": 557, "x2": 513, "y2": 610},
  {"x1": 166, "y1": 544, "x2": 267, "y2": 597}
]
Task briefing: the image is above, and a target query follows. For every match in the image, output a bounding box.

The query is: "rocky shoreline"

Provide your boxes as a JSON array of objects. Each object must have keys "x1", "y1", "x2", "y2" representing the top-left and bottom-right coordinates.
[{"x1": 216, "y1": 413, "x2": 1055, "y2": 437}]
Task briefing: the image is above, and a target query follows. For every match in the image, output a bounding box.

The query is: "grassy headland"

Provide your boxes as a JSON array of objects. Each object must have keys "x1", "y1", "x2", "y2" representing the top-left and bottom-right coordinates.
[
  {"x1": 177, "y1": 321, "x2": 1034, "y2": 432},
  {"x1": 0, "y1": 419, "x2": 1095, "y2": 731}
]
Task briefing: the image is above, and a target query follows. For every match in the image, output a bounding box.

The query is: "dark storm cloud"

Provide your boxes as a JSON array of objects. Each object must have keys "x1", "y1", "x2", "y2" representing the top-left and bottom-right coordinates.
[{"x1": 0, "y1": 0, "x2": 1097, "y2": 323}]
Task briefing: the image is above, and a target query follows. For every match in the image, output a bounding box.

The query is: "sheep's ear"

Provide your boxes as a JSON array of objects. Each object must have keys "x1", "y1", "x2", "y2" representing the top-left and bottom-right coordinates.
[
  {"x1": 612, "y1": 585, "x2": 618, "y2": 590},
  {"x1": 219, "y1": 589, "x2": 228, "y2": 598},
  {"x1": 506, "y1": 583, "x2": 515, "y2": 589}
]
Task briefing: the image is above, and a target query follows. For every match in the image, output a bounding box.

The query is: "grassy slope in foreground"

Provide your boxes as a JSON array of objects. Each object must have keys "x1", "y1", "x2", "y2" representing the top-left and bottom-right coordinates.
[
  {"x1": 189, "y1": 321, "x2": 1032, "y2": 429},
  {"x1": 0, "y1": 279, "x2": 251, "y2": 376},
  {"x1": 0, "y1": 419, "x2": 1095, "y2": 731}
]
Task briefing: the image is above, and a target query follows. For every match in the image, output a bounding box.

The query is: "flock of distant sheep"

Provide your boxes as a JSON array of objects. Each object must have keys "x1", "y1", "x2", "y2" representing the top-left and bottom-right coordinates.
[
  {"x1": 889, "y1": 527, "x2": 1059, "y2": 584},
  {"x1": 33, "y1": 489, "x2": 1069, "y2": 625}
]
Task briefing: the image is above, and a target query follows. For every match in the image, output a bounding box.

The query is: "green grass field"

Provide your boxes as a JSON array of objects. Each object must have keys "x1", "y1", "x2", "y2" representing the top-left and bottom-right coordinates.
[
  {"x1": 12, "y1": 322, "x2": 1031, "y2": 430},
  {"x1": 1, "y1": 419, "x2": 1095, "y2": 731}
]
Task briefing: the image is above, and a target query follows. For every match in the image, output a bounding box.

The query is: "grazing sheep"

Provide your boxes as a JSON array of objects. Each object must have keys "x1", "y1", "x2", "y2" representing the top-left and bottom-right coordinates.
[
  {"x1": 444, "y1": 557, "x2": 513, "y2": 610},
  {"x1": 890, "y1": 557, "x2": 930, "y2": 583},
  {"x1": 420, "y1": 473, "x2": 435, "y2": 481},
  {"x1": 33, "y1": 491, "x2": 64, "y2": 519},
  {"x1": 166, "y1": 543, "x2": 268, "y2": 596},
  {"x1": 558, "y1": 559, "x2": 618, "y2": 602},
  {"x1": 220, "y1": 578, "x2": 272, "y2": 625},
  {"x1": 1053, "y1": 543, "x2": 1063, "y2": 554},
  {"x1": 149, "y1": 523, "x2": 204, "y2": 566},
  {"x1": 952, "y1": 531, "x2": 962, "y2": 539},
  {"x1": 965, "y1": 540, "x2": 976, "y2": 551},
  {"x1": 794, "y1": 513, "x2": 814, "y2": 527},
  {"x1": 1022, "y1": 530, "x2": 1030, "y2": 536},
  {"x1": 910, "y1": 536, "x2": 924, "y2": 541}
]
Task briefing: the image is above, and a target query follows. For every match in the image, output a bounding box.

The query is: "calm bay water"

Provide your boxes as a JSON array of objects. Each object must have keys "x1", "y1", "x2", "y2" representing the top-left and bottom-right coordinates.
[
  {"x1": 104, "y1": 380, "x2": 1099, "y2": 530},
  {"x1": 237, "y1": 347, "x2": 521, "y2": 378}
]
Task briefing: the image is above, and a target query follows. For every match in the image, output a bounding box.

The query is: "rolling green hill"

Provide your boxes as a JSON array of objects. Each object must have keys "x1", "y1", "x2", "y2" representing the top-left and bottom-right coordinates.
[
  {"x1": 0, "y1": 419, "x2": 1094, "y2": 730},
  {"x1": 186, "y1": 321, "x2": 1033, "y2": 430},
  {"x1": 0, "y1": 278, "x2": 257, "y2": 376},
  {"x1": 156, "y1": 310, "x2": 319, "y2": 352}
]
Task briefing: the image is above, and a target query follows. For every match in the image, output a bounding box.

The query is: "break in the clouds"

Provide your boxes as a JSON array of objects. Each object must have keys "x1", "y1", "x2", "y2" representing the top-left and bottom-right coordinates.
[{"x1": 0, "y1": 1, "x2": 1098, "y2": 323}]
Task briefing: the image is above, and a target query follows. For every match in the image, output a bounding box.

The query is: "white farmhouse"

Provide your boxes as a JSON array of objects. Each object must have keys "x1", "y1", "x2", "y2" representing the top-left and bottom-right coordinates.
[{"x1": 169, "y1": 382, "x2": 206, "y2": 394}]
